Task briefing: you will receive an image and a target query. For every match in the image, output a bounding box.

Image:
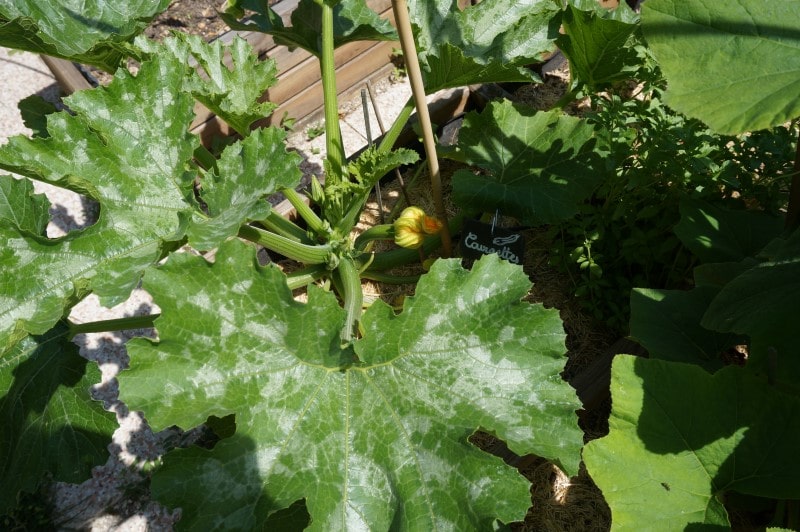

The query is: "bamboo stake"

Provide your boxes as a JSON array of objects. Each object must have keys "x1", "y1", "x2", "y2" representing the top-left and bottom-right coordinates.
[{"x1": 391, "y1": 0, "x2": 453, "y2": 257}]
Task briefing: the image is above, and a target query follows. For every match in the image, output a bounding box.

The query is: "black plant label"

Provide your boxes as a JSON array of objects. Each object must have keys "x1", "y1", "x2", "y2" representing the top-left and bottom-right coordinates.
[{"x1": 460, "y1": 218, "x2": 524, "y2": 265}]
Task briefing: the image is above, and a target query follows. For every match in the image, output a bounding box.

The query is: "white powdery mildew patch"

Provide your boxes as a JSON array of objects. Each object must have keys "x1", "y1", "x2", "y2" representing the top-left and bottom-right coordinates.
[
  {"x1": 498, "y1": 325, "x2": 515, "y2": 342},
  {"x1": 187, "y1": 290, "x2": 212, "y2": 309},
  {"x1": 244, "y1": 318, "x2": 286, "y2": 343},
  {"x1": 424, "y1": 311, "x2": 447, "y2": 332},
  {"x1": 188, "y1": 364, "x2": 226, "y2": 398}
]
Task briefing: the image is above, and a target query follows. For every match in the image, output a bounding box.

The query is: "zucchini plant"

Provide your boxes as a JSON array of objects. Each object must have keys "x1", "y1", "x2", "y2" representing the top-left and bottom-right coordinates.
[{"x1": 0, "y1": 0, "x2": 586, "y2": 528}]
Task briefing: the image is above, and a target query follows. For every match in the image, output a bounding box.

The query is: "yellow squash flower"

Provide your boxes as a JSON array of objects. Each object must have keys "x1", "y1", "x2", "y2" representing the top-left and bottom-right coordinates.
[{"x1": 393, "y1": 207, "x2": 443, "y2": 249}]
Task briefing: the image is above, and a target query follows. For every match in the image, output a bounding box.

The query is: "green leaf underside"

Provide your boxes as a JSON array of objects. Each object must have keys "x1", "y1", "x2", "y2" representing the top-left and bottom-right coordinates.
[
  {"x1": 137, "y1": 34, "x2": 279, "y2": 136},
  {"x1": 642, "y1": 0, "x2": 800, "y2": 134},
  {"x1": 556, "y1": 4, "x2": 640, "y2": 90},
  {"x1": 120, "y1": 239, "x2": 582, "y2": 530},
  {"x1": 0, "y1": 54, "x2": 198, "y2": 356},
  {"x1": 451, "y1": 101, "x2": 602, "y2": 224},
  {"x1": 584, "y1": 355, "x2": 800, "y2": 531},
  {"x1": 187, "y1": 127, "x2": 303, "y2": 250},
  {"x1": 222, "y1": 0, "x2": 396, "y2": 57},
  {"x1": 0, "y1": 322, "x2": 116, "y2": 514},
  {"x1": 0, "y1": 0, "x2": 171, "y2": 71},
  {"x1": 410, "y1": 0, "x2": 559, "y2": 92}
]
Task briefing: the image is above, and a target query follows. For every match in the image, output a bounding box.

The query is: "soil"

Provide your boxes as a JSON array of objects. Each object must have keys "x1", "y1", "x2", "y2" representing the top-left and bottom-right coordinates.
[{"x1": 143, "y1": 0, "x2": 230, "y2": 42}]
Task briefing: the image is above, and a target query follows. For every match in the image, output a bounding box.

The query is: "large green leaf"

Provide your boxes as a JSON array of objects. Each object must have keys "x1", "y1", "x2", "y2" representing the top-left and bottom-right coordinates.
[
  {"x1": 222, "y1": 0, "x2": 396, "y2": 57},
  {"x1": 702, "y1": 230, "x2": 800, "y2": 338},
  {"x1": 555, "y1": 3, "x2": 640, "y2": 90},
  {"x1": 137, "y1": 34, "x2": 279, "y2": 136},
  {"x1": 701, "y1": 231, "x2": 800, "y2": 396},
  {"x1": 674, "y1": 198, "x2": 784, "y2": 264},
  {"x1": 120, "y1": 239, "x2": 582, "y2": 530},
  {"x1": 629, "y1": 287, "x2": 735, "y2": 371},
  {"x1": 0, "y1": 322, "x2": 116, "y2": 514},
  {"x1": 584, "y1": 355, "x2": 800, "y2": 531},
  {"x1": 409, "y1": 0, "x2": 560, "y2": 92},
  {"x1": 0, "y1": 0, "x2": 171, "y2": 71},
  {"x1": 450, "y1": 101, "x2": 603, "y2": 224},
  {"x1": 642, "y1": 0, "x2": 800, "y2": 134},
  {"x1": 0, "y1": 54, "x2": 199, "y2": 356},
  {"x1": 187, "y1": 127, "x2": 302, "y2": 251}
]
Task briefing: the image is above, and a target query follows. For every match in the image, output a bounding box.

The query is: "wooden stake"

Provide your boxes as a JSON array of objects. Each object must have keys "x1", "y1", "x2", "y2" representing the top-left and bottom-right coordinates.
[{"x1": 391, "y1": 0, "x2": 453, "y2": 257}]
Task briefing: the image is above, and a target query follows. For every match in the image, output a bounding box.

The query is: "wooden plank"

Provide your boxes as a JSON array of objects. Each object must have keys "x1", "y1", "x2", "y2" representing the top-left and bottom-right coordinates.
[
  {"x1": 192, "y1": 3, "x2": 398, "y2": 130},
  {"x1": 39, "y1": 55, "x2": 93, "y2": 94},
  {"x1": 262, "y1": 40, "x2": 398, "y2": 127}
]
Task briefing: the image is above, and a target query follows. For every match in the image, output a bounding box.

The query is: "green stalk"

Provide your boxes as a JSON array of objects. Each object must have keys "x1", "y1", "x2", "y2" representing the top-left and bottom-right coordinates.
[
  {"x1": 366, "y1": 213, "x2": 464, "y2": 271},
  {"x1": 68, "y1": 314, "x2": 160, "y2": 338},
  {"x1": 281, "y1": 187, "x2": 327, "y2": 236},
  {"x1": 376, "y1": 96, "x2": 415, "y2": 155},
  {"x1": 319, "y1": 0, "x2": 345, "y2": 182},
  {"x1": 354, "y1": 224, "x2": 394, "y2": 250},
  {"x1": 238, "y1": 224, "x2": 332, "y2": 265},
  {"x1": 285, "y1": 264, "x2": 328, "y2": 290},
  {"x1": 260, "y1": 209, "x2": 315, "y2": 244},
  {"x1": 337, "y1": 255, "x2": 363, "y2": 344},
  {"x1": 193, "y1": 144, "x2": 217, "y2": 171},
  {"x1": 360, "y1": 270, "x2": 420, "y2": 284}
]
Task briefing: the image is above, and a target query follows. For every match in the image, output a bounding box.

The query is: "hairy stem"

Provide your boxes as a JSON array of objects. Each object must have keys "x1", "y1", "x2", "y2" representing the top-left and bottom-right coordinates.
[
  {"x1": 260, "y1": 209, "x2": 315, "y2": 244},
  {"x1": 320, "y1": 0, "x2": 345, "y2": 181},
  {"x1": 376, "y1": 96, "x2": 415, "y2": 155},
  {"x1": 281, "y1": 187, "x2": 327, "y2": 236},
  {"x1": 337, "y1": 255, "x2": 363, "y2": 344},
  {"x1": 354, "y1": 224, "x2": 394, "y2": 249},
  {"x1": 285, "y1": 264, "x2": 328, "y2": 290},
  {"x1": 238, "y1": 224, "x2": 332, "y2": 265}
]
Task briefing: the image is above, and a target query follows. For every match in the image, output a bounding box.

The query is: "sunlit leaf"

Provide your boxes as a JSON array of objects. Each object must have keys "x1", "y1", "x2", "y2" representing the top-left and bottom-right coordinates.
[
  {"x1": 409, "y1": 0, "x2": 560, "y2": 92},
  {"x1": 120, "y1": 239, "x2": 582, "y2": 530},
  {"x1": 450, "y1": 101, "x2": 603, "y2": 224},
  {"x1": 0, "y1": 54, "x2": 199, "y2": 356},
  {"x1": 0, "y1": 0, "x2": 171, "y2": 71},
  {"x1": 642, "y1": 0, "x2": 800, "y2": 133},
  {"x1": 584, "y1": 355, "x2": 800, "y2": 530}
]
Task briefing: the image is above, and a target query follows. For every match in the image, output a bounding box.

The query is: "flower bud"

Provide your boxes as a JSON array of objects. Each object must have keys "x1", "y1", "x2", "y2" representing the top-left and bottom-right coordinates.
[
  {"x1": 393, "y1": 206, "x2": 442, "y2": 249},
  {"x1": 394, "y1": 217, "x2": 425, "y2": 249}
]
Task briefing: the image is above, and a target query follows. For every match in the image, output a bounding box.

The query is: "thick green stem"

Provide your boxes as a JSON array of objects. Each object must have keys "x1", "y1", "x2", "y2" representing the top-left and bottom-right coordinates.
[
  {"x1": 260, "y1": 209, "x2": 315, "y2": 244},
  {"x1": 337, "y1": 255, "x2": 363, "y2": 344},
  {"x1": 354, "y1": 224, "x2": 394, "y2": 249},
  {"x1": 366, "y1": 213, "x2": 464, "y2": 271},
  {"x1": 193, "y1": 144, "x2": 218, "y2": 171},
  {"x1": 319, "y1": 1, "x2": 345, "y2": 181},
  {"x1": 376, "y1": 96, "x2": 415, "y2": 155},
  {"x1": 360, "y1": 270, "x2": 420, "y2": 284},
  {"x1": 285, "y1": 264, "x2": 328, "y2": 290},
  {"x1": 281, "y1": 187, "x2": 327, "y2": 236},
  {"x1": 238, "y1": 224, "x2": 332, "y2": 265},
  {"x1": 68, "y1": 314, "x2": 160, "y2": 337}
]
